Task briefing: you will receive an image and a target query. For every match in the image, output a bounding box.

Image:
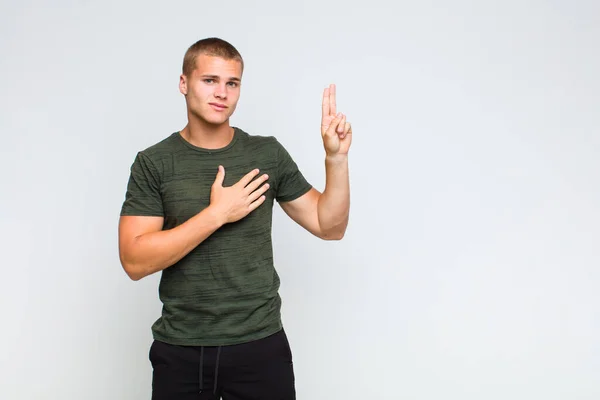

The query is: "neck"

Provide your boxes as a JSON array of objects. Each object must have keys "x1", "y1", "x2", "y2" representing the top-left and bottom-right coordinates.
[{"x1": 180, "y1": 114, "x2": 234, "y2": 149}]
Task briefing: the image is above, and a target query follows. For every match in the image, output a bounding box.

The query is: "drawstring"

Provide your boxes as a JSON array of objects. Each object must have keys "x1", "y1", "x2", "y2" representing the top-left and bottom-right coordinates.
[
  {"x1": 199, "y1": 346, "x2": 222, "y2": 395},
  {"x1": 199, "y1": 346, "x2": 205, "y2": 393},
  {"x1": 214, "y1": 346, "x2": 221, "y2": 394}
]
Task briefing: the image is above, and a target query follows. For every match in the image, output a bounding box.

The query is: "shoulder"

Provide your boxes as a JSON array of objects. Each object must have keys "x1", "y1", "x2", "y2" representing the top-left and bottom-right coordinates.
[
  {"x1": 137, "y1": 132, "x2": 181, "y2": 159},
  {"x1": 234, "y1": 126, "x2": 279, "y2": 145},
  {"x1": 233, "y1": 126, "x2": 284, "y2": 155},
  {"x1": 129, "y1": 132, "x2": 181, "y2": 176}
]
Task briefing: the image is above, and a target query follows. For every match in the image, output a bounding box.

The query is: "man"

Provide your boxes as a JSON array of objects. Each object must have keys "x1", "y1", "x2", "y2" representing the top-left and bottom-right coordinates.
[{"x1": 118, "y1": 37, "x2": 352, "y2": 400}]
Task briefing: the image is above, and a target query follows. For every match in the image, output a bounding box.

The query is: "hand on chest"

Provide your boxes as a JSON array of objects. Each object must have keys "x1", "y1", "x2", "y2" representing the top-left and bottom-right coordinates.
[{"x1": 161, "y1": 158, "x2": 278, "y2": 219}]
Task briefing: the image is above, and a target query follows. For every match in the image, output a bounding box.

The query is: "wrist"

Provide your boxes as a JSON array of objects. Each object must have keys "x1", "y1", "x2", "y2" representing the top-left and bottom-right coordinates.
[
  {"x1": 203, "y1": 205, "x2": 227, "y2": 228},
  {"x1": 325, "y1": 153, "x2": 348, "y2": 164}
]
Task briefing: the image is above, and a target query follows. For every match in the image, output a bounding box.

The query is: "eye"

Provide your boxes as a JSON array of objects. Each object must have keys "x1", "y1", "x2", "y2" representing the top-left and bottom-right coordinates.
[
  {"x1": 204, "y1": 79, "x2": 215, "y2": 84},
  {"x1": 227, "y1": 82, "x2": 238, "y2": 88}
]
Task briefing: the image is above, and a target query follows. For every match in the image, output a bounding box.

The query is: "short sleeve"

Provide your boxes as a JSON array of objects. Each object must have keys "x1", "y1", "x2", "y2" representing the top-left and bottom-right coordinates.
[
  {"x1": 120, "y1": 152, "x2": 164, "y2": 217},
  {"x1": 274, "y1": 139, "x2": 312, "y2": 203}
]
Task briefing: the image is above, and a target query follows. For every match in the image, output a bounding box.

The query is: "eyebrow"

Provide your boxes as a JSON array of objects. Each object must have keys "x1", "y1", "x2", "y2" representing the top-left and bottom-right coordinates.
[{"x1": 201, "y1": 74, "x2": 241, "y2": 82}]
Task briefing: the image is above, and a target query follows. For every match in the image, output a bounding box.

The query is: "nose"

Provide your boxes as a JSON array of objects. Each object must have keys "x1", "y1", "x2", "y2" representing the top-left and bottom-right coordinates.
[{"x1": 214, "y1": 84, "x2": 228, "y2": 99}]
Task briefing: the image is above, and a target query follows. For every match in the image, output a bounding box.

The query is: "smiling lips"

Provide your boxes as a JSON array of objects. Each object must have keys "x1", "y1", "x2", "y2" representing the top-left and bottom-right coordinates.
[{"x1": 209, "y1": 103, "x2": 227, "y2": 111}]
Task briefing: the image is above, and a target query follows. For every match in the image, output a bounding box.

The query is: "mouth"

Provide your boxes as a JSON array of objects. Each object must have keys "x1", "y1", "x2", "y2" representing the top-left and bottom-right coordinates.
[{"x1": 209, "y1": 103, "x2": 228, "y2": 111}]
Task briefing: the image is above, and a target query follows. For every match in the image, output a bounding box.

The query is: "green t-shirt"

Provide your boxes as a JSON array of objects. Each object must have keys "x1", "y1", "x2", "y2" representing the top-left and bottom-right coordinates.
[{"x1": 120, "y1": 127, "x2": 312, "y2": 346}]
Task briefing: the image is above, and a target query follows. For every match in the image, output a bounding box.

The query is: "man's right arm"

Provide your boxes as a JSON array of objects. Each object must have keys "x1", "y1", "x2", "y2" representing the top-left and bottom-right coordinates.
[
  {"x1": 118, "y1": 208, "x2": 224, "y2": 281},
  {"x1": 119, "y1": 165, "x2": 270, "y2": 281}
]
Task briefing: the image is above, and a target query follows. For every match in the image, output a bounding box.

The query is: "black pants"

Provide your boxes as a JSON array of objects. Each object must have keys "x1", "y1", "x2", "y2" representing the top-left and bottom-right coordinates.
[{"x1": 149, "y1": 329, "x2": 296, "y2": 400}]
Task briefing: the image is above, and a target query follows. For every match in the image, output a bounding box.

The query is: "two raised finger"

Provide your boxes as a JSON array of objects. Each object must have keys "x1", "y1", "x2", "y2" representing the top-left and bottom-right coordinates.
[
  {"x1": 322, "y1": 84, "x2": 336, "y2": 119},
  {"x1": 329, "y1": 84, "x2": 336, "y2": 116}
]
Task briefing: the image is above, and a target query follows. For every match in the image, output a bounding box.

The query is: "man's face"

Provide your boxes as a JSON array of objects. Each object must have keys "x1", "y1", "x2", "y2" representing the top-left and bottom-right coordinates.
[{"x1": 180, "y1": 54, "x2": 242, "y2": 126}]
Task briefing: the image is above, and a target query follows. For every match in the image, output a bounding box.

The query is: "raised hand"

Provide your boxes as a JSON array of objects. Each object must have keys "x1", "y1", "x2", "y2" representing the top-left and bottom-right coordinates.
[
  {"x1": 209, "y1": 166, "x2": 270, "y2": 224},
  {"x1": 321, "y1": 84, "x2": 352, "y2": 157}
]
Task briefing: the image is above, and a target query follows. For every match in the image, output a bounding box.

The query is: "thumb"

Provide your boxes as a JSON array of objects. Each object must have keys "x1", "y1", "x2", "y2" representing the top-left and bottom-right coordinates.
[
  {"x1": 325, "y1": 113, "x2": 344, "y2": 137},
  {"x1": 214, "y1": 165, "x2": 225, "y2": 186}
]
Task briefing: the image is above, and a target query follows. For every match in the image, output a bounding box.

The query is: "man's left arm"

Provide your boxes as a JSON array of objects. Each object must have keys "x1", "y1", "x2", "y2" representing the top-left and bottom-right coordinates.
[{"x1": 280, "y1": 84, "x2": 352, "y2": 240}]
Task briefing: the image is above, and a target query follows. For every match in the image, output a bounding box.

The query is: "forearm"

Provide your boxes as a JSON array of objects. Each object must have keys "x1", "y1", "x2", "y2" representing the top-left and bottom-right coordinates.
[
  {"x1": 122, "y1": 208, "x2": 223, "y2": 280},
  {"x1": 317, "y1": 154, "x2": 350, "y2": 239}
]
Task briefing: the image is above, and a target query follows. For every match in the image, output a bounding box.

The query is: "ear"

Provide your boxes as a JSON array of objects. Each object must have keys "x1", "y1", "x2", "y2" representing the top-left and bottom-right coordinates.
[{"x1": 179, "y1": 74, "x2": 188, "y2": 95}]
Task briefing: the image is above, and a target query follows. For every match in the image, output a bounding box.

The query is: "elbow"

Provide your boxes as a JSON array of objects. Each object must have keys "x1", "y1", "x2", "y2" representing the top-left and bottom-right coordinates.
[
  {"x1": 122, "y1": 262, "x2": 144, "y2": 281},
  {"x1": 126, "y1": 268, "x2": 145, "y2": 281},
  {"x1": 119, "y1": 238, "x2": 151, "y2": 281},
  {"x1": 325, "y1": 233, "x2": 344, "y2": 241},
  {"x1": 319, "y1": 227, "x2": 346, "y2": 241},
  {"x1": 119, "y1": 254, "x2": 146, "y2": 281},
  {"x1": 318, "y1": 218, "x2": 348, "y2": 241}
]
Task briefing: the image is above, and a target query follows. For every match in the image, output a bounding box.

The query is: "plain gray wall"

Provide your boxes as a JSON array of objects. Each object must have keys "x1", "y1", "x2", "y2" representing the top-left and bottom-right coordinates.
[{"x1": 1, "y1": 1, "x2": 599, "y2": 399}]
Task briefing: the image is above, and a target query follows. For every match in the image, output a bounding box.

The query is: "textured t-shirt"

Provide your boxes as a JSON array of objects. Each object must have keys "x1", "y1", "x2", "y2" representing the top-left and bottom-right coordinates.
[{"x1": 120, "y1": 127, "x2": 312, "y2": 346}]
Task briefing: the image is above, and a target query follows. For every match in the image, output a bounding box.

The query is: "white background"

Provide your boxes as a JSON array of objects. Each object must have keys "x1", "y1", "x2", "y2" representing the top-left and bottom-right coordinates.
[{"x1": 1, "y1": 1, "x2": 599, "y2": 399}]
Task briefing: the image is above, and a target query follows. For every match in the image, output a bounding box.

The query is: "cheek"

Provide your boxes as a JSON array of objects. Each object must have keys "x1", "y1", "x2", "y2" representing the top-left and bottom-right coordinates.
[
  {"x1": 228, "y1": 90, "x2": 241, "y2": 104},
  {"x1": 228, "y1": 100, "x2": 239, "y2": 114},
  {"x1": 188, "y1": 84, "x2": 209, "y2": 98}
]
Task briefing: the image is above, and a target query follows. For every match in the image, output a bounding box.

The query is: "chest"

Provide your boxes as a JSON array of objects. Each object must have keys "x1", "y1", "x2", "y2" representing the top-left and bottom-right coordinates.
[{"x1": 159, "y1": 154, "x2": 278, "y2": 222}]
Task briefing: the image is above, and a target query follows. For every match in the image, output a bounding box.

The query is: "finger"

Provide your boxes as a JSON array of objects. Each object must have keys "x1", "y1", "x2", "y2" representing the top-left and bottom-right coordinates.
[
  {"x1": 247, "y1": 182, "x2": 270, "y2": 203},
  {"x1": 213, "y1": 165, "x2": 225, "y2": 187},
  {"x1": 329, "y1": 84, "x2": 336, "y2": 116},
  {"x1": 244, "y1": 174, "x2": 269, "y2": 195},
  {"x1": 322, "y1": 87, "x2": 330, "y2": 120},
  {"x1": 248, "y1": 194, "x2": 267, "y2": 212},
  {"x1": 336, "y1": 114, "x2": 346, "y2": 134},
  {"x1": 341, "y1": 122, "x2": 352, "y2": 138},
  {"x1": 237, "y1": 168, "x2": 261, "y2": 187},
  {"x1": 324, "y1": 113, "x2": 344, "y2": 137}
]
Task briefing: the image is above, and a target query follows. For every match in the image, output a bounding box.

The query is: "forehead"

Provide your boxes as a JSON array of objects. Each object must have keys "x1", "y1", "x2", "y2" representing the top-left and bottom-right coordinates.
[{"x1": 192, "y1": 54, "x2": 242, "y2": 78}]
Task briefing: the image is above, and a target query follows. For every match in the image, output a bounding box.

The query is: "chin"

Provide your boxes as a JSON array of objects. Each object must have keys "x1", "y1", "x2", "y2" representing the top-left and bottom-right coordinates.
[
  {"x1": 192, "y1": 111, "x2": 231, "y2": 126},
  {"x1": 206, "y1": 116, "x2": 230, "y2": 126}
]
